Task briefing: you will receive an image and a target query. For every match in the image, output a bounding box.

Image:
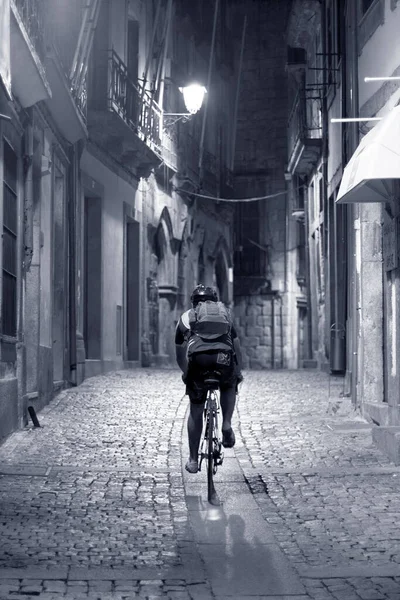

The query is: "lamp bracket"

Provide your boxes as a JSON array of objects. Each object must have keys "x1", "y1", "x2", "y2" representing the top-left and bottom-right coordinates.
[{"x1": 163, "y1": 113, "x2": 191, "y2": 128}]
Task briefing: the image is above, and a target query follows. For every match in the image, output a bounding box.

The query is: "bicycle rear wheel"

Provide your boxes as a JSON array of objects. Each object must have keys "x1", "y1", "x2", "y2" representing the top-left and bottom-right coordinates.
[{"x1": 206, "y1": 396, "x2": 220, "y2": 505}]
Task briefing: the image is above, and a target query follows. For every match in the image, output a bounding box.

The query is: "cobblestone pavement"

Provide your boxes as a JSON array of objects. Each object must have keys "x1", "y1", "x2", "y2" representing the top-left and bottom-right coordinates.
[
  {"x1": 0, "y1": 370, "x2": 212, "y2": 599},
  {"x1": 0, "y1": 368, "x2": 399, "y2": 599},
  {"x1": 235, "y1": 370, "x2": 400, "y2": 600}
]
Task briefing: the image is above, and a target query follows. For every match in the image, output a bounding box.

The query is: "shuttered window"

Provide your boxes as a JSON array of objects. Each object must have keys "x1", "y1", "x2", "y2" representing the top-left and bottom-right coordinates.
[{"x1": 2, "y1": 140, "x2": 17, "y2": 337}]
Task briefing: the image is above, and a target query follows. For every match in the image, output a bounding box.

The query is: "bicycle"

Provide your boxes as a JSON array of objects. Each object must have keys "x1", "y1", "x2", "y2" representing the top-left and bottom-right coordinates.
[{"x1": 198, "y1": 370, "x2": 224, "y2": 506}]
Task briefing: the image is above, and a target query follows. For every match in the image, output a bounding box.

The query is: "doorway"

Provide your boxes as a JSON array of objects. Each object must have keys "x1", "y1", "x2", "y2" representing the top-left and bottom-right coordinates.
[
  {"x1": 84, "y1": 196, "x2": 102, "y2": 359},
  {"x1": 52, "y1": 170, "x2": 66, "y2": 382},
  {"x1": 126, "y1": 219, "x2": 140, "y2": 361}
]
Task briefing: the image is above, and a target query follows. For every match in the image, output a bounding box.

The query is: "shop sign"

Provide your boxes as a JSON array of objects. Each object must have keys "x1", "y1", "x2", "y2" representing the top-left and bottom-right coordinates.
[{"x1": 382, "y1": 216, "x2": 398, "y2": 272}]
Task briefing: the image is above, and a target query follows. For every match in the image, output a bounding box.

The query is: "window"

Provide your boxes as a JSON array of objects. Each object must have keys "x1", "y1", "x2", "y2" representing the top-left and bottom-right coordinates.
[
  {"x1": 2, "y1": 140, "x2": 18, "y2": 337},
  {"x1": 234, "y1": 201, "x2": 266, "y2": 277}
]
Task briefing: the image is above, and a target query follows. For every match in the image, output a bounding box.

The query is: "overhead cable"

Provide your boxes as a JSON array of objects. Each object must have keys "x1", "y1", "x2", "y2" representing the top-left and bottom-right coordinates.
[{"x1": 174, "y1": 188, "x2": 288, "y2": 203}]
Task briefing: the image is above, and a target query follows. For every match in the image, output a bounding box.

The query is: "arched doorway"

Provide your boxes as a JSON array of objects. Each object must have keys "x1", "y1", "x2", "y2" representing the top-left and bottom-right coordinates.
[{"x1": 153, "y1": 207, "x2": 178, "y2": 364}]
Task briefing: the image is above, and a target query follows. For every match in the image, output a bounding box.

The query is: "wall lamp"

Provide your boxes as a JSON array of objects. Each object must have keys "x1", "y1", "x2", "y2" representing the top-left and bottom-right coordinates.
[
  {"x1": 163, "y1": 83, "x2": 207, "y2": 128},
  {"x1": 364, "y1": 76, "x2": 400, "y2": 82},
  {"x1": 331, "y1": 117, "x2": 382, "y2": 123}
]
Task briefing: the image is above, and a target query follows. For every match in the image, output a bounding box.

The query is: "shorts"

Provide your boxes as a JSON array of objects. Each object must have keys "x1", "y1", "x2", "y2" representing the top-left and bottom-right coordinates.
[{"x1": 185, "y1": 350, "x2": 237, "y2": 404}]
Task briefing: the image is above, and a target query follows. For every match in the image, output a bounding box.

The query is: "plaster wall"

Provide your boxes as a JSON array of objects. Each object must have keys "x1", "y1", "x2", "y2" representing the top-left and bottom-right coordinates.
[
  {"x1": 80, "y1": 149, "x2": 139, "y2": 363},
  {"x1": 109, "y1": 0, "x2": 127, "y2": 62}
]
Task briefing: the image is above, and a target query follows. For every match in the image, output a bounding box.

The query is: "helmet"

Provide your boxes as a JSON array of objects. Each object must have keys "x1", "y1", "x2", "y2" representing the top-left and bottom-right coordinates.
[{"x1": 190, "y1": 284, "x2": 218, "y2": 306}]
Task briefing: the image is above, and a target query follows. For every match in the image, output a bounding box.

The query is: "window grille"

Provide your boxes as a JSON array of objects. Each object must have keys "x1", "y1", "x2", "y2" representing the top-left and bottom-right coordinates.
[{"x1": 2, "y1": 140, "x2": 18, "y2": 337}]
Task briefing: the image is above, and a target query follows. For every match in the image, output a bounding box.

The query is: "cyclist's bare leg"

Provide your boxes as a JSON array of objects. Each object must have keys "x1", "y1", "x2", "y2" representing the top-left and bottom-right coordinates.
[
  {"x1": 220, "y1": 386, "x2": 236, "y2": 433},
  {"x1": 187, "y1": 401, "x2": 205, "y2": 462}
]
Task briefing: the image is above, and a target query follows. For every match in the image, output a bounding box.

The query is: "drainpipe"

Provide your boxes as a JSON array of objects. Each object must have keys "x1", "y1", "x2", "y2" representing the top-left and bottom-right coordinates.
[
  {"x1": 23, "y1": 113, "x2": 34, "y2": 273},
  {"x1": 271, "y1": 295, "x2": 275, "y2": 369},
  {"x1": 304, "y1": 186, "x2": 313, "y2": 360},
  {"x1": 320, "y1": 0, "x2": 330, "y2": 367},
  {"x1": 19, "y1": 112, "x2": 34, "y2": 417},
  {"x1": 68, "y1": 144, "x2": 77, "y2": 385},
  {"x1": 347, "y1": 0, "x2": 360, "y2": 404}
]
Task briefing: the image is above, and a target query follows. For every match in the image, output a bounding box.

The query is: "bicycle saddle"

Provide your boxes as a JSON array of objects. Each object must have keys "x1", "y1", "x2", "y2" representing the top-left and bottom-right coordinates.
[{"x1": 204, "y1": 370, "x2": 222, "y2": 389}]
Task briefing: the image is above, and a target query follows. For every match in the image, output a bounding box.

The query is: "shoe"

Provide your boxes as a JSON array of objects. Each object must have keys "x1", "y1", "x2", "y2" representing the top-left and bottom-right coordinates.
[
  {"x1": 185, "y1": 458, "x2": 199, "y2": 473},
  {"x1": 222, "y1": 428, "x2": 236, "y2": 448}
]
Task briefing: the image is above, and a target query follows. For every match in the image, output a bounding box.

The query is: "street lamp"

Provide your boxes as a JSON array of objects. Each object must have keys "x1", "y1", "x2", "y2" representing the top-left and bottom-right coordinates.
[
  {"x1": 179, "y1": 83, "x2": 207, "y2": 114},
  {"x1": 163, "y1": 83, "x2": 207, "y2": 128}
]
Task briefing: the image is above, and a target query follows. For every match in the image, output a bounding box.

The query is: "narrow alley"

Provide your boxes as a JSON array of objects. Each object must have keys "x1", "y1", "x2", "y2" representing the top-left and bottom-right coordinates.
[{"x1": 0, "y1": 369, "x2": 399, "y2": 600}]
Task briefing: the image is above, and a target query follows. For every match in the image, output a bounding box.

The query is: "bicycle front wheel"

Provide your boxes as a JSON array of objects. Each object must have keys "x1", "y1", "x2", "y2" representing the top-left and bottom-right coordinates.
[{"x1": 206, "y1": 402, "x2": 220, "y2": 505}]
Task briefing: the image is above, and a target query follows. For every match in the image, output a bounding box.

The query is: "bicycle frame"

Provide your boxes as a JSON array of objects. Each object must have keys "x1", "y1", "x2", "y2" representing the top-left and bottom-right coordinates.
[{"x1": 198, "y1": 384, "x2": 223, "y2": 505}]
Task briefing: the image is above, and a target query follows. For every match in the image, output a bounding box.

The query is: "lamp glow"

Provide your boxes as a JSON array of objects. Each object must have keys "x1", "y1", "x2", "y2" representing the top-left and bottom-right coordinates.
[{"x1": 179, "y1": 84, "x2": 207, "y2": 114}]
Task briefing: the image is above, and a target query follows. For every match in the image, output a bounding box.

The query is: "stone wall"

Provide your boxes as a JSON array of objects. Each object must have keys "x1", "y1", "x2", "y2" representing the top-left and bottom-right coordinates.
[
  {"x1": 232, "y1": 0, "x2": 296, "y2": 370},
  {"x1": 234, "y1": 294, "x2": 287, "y2": 370}
]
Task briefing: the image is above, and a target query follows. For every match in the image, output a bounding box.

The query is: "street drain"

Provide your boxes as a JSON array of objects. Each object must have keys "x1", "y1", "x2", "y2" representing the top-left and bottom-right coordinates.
[{"x1": 244, "y1": 474, "x2": 269, "y2": 495}]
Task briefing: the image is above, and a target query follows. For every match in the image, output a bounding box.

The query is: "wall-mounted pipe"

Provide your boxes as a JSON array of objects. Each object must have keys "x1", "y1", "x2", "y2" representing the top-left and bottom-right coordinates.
[
  {"x1": 271, "y1": 295, "x2": 275, "y2": 369},
  {"x1": 68, "y1": 144, "x2": 77, "y2": 385}
]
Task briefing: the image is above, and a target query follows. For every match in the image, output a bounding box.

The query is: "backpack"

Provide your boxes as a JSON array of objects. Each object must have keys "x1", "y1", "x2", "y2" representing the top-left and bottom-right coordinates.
[{"x1": 187, "y1": 300, "x2": 233, "y2": 355}]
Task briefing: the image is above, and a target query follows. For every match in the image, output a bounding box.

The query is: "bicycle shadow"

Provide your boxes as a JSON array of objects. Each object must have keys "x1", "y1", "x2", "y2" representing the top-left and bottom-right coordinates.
[{"x1": 186, "y1": 495, "x2": 291, "y2": 596}]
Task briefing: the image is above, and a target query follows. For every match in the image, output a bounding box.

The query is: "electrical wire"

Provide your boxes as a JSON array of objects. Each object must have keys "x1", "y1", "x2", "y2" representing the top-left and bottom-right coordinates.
[{"x1": 173, "y1": 187, "x2": 288, "y2": 203}]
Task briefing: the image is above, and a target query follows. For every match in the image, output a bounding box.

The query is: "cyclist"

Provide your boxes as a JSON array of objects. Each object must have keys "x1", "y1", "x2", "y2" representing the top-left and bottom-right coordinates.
[{"x1": 175, "y1": 284, "x2": 244, "y2": 473}]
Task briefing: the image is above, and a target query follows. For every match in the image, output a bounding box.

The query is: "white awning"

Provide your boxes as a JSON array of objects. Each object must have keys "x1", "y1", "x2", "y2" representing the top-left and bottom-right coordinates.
[{"x1": 336, "y1": 105, "x2": 400, "y2": 204}]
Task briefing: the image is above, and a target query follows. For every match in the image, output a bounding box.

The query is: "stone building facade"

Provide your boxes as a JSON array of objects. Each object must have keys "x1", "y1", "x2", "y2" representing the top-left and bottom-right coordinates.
[
  {"x1": 231, "y1": 0, "x2": 299, "y2": 369},
  {"x1": 286, "y1": 0, "x2": 400, "y2": 462},
  {"x1": 0, "y1": 0, "x2": 237, "y2": 441}
]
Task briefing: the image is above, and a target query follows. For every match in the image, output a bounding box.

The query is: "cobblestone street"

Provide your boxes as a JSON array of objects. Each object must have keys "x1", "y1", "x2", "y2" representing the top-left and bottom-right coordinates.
[{"x1": 0, "y1": 369, "x2": 400, "y2": 599}]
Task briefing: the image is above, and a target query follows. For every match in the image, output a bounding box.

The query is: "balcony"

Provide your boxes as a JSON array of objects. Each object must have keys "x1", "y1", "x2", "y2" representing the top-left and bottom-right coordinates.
[
  {"x1": 10, "y1": 0, "x2": 51, "y2": 107},
  {"x1": 88, "y1": 50, "x2": 162, "y2": 177},
  {"x1": 43, "y1": 44, "x2": 88, "y2": 144},
  {"x1": 287, "y1": 90, "x2": 322, "y2": 177}
]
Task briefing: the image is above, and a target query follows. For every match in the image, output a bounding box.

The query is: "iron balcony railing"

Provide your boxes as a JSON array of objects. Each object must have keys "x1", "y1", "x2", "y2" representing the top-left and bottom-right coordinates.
[
  {"x1": 287, "y1": 89, "x2": 322, "y2": 165},
  {"x1": 109, "y1": 50, "x2": 161, "y2": 152},
  {"x1": 71, "y1": 78, "x2": 87, "y2": 121},
  {"x1": 288, "y1": 90, "x2": 306, "y2": 162},
  {"x1": 14, "y1": 0, "x2": 46, "y2": 62}
]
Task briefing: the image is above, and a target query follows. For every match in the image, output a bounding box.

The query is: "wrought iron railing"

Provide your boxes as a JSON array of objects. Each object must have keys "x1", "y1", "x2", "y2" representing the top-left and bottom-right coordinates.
[
  {"x1": 288, "y1": 89, "x2": 322, "y2": 164},
  {"x1": 109, "y1": 50, "x2": 161, "y2": 152},
  {"x1": 71, "y1": 78, "x2": 87, "y2": 121},
  {"x1": 288, "y1": 90, "x2": 306, "y2": 162},
  {"x1": 14, "y1": 0, "x2": 46, "y2": 61}
]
